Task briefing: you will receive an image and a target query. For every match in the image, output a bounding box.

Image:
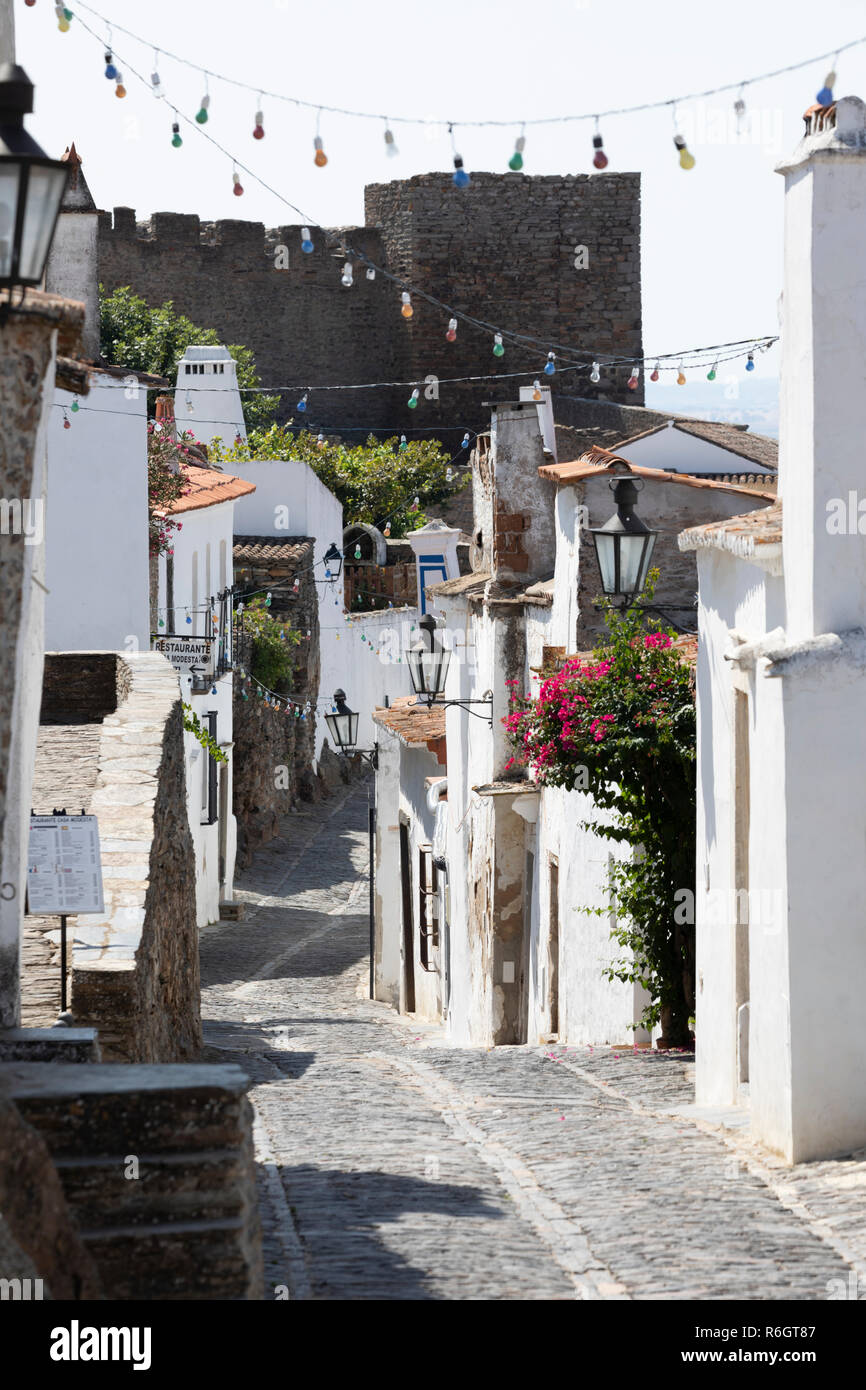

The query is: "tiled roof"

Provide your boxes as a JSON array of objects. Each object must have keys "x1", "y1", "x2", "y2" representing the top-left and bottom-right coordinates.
[
  {"x1": 613, "y1": 420, "x2": 778, "y2": 473},
  {"x1": 233, "y1": 537, "x2": 313, "y2": 563},
  {"x1": 678, "y1": 499, "x2": 782, "y2": 569},
  {"x1": 427, "y1": 571, "x2": 492, "y2": 598},
  {"x1": 558, "y1": 632, "x2": 699, "y2": 673},
  {"x1": 373, "y1": 695, "x2": 447, "y2": 750},
  {"x1": 539, "y1": 446, "x2": 776, "y2": 500},
  {"x1": 167, "y1": 464, "x2": 256, "y2": 514}
]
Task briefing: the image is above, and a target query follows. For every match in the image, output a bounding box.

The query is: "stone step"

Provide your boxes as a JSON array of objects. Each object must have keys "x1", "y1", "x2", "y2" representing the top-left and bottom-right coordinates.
[
  {"x1": 82, "y1": 1218, "x2": 262, "y2": 1300},
  {"x1": 54, "y1": 1149, "x2": 249, "y2": 1228},
  {"x1": 0, "y1": 1028, "x2": 100, "y2": 1063}
]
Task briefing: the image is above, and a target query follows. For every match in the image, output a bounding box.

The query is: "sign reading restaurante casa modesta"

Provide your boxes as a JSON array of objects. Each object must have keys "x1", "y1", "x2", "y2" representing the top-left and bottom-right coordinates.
[{"x1": 151, "y1": 634, "x2": 215, "y2": 675}]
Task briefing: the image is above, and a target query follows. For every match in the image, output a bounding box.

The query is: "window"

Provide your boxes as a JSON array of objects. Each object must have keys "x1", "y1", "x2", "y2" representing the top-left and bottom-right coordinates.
[
  {"x1": 200, "y1": 711, "x2": 218, "y2": 826},
  {"x1": 418, "y1": 846, "x2": 439, "y2": 972}
]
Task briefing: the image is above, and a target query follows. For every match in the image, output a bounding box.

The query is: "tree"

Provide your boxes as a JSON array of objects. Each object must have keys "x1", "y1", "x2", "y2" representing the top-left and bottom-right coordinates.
[
  {"x1": 211, "y1": 427, "x2": 468, "y2": 536},
  {"x1": 99, "y1": 286, "x2": 280, "y2": 431},
  {"x1": 505, "y1": 573, "x2": 696, "y2": 1046}
]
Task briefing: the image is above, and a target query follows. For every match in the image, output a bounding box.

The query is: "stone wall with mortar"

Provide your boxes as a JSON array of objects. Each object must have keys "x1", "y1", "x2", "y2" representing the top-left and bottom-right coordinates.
[
  {"x1": 97, "y1": 172, "x2": 641, "y2": 439},
  {"x1": 68, "y1": 651, "x2": 201, "y2": 1063}
]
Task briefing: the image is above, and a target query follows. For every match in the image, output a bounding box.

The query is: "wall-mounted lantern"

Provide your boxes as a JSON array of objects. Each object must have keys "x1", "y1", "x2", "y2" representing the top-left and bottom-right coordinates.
[
  {"x1": 407, "y1": 615, "x2": 493, "y2": 724},
  {"x1": 323, "y1": 542, "x2": 343, "y2": 580},
  {"x1": 324, "y1": 689, "x2": 378, "y2": 767},
  {"x1": 588, "y1": 476, "x2": 657, "y2": 603},
  {"x1": 0, "y1": 65, "x2": 68, "y2": 295}
]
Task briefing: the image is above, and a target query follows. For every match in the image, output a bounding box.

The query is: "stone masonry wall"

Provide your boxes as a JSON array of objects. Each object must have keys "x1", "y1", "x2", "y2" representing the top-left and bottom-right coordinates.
[
  {"x1": 97, "y1": 173, "x2": 641, "y2": 439},
  {"x1": 70, "y1": 652, "x2": 201, "y2": 1062}
]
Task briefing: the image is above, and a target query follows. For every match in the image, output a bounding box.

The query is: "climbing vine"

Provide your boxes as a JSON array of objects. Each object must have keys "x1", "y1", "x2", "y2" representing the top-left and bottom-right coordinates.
[
  {"x1": 504, "y1": 573, "x2": 696, "y2": 1044},
  {"x1": 182, "y1": 703, "x2": 228, "y2": 764}
]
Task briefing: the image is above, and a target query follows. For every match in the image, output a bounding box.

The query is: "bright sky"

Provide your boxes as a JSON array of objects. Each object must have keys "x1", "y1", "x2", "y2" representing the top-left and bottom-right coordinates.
[{"x1": 15, "y1": 0, "x2": 866, "y2": 392}]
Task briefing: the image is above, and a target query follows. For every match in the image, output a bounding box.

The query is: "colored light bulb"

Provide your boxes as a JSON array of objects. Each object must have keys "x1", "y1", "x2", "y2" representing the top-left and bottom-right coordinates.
[
  {"x1": 544, "y1": 352, "x2": 556, "y2": 376},
  {"x1": 366, "y1": 266, "x2": 376, "y2": 280},
  {"x1": 325, "y1": 568, "x2": 332, "y2": 579},
  {"x1": 384, "y1": 127, "x2": 398, "y2": 157},
  {"x1": 399, "y1": 435, "x2": 408, "y2": 452},
  {"x1": 384, "y1": 522, "x2": 391, "y2": 537},
  {"x1": 171, "y1": 122, "x2": 182, "y2": 148},
  {"x1": 461, "y1": 432, "x2": 470, "y2": 449},
  {"x1": 817, "y1": 71, "x2": 836, "y2": 106},
  {"x1": 57, "y1": 13, "x2": 71, "y2": 31},
  {"x1": 104, "y1": 51, "x2": 117, "y2": 80},
  {"x1": 186, "y1": 613, "x2": 192, "y2": 624},
  {"x1": 452, "y1": 155, "x2": 470, "y2": 188},
  {"x1": 196, "y1": 95, "x2": 210, "y2": 124},
  {"x1": 745, "y1": 353, "x2": 755, "y2": 372},
  {"x1": 627, "y1": 367, "x2": 640, "y2": 390},
  {"x1": 674, "y1": 134, "x2": 695, "y2": 169},
  {"x1": 265, "y1": 592, "x2": 272, "y2": 607},
  {"x1": 493, "y1": 333, "x2": 505, "y2": 358},
  {"x1": 592, "y1": 133, "x2": 608, "y2": 170},
  {"x1": 115, "y1": 78, "x2": 126, "y2": 99},
  {"x1": 401, "y1": 292, "x2": 413, "y2": 319},
  {"x1": 314, "y1": 136, "x2": 327, "y2": 167},
  {"x1": 341, "y1": 262, "x2": 354, "y2": 287},
  {"x1": 63, "y1": 414, "x2": 71, "y2": 429},
  {"x1": 71, "y1": 396, "x2": 79, "y2": 412},
  {"x1": 532, "y1": 380, "x2": 542, "y2": 401},
  {"x1": 650, "y1": 362, "x2": 660, "y2": 382},
  {"x1": 509, "y1": 135, "x2": 525, "y2": 171},
  {"x1": 293, "y1": 577, "x2": 300, "y2": 591},
  {"x1": 296, "y1": 393, "x2": 308, "y2": 411},
  {"x1": 407, "y1": 388, "x2": 420, "y2": 408},
  {"x1": 301, "y1": 227, "x2": 314, "y2": 253},
  {"x1": 158, "y1": 617, "x2": 164, "y2": 628},
  {"x1": 316, "y1": 433, "x2": 325, "y2": 448},
  {"x1": 253, "y1": 110, "x2": 265, "y2": 139},
  {"x1": 446, "y1": 317, "x2": 458, "y2": 342},
  {"x1": 354, "y1": 544, "x2": 362, "y2": 560},
  {"x1": 590, "y1": 361, "x2": 601, "y2": 383},
  {"x1": 411, "y1": 495, "x2": 420, "y2": 509},
  {"x1": 232, "y1": 171, "x2": 244, "y2": 196},
  {"x1": 676, "y1": 365, "x2": 686, "y2": 385},
  {"x1": 707, "y1": 361, "x2": 718, "y2": 381}
]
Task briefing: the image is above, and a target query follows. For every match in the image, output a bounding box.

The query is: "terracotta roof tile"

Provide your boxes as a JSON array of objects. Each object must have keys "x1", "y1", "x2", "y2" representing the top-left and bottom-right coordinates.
[
  {"x1": 373, "y1": 695, "x2": 446, "y2": 750},
  {"x1": 233, "y1": 537, "x2": 313, "y2": 564},
  {"x1": 167, "y1": 464, "x2": 256, "y2": 514},
  {"x1": 539, "y1": 446, "x2": 776, "y2": 501},
  {"x1": 678, "y1": 498, "x2": 783, "y2": 567}
]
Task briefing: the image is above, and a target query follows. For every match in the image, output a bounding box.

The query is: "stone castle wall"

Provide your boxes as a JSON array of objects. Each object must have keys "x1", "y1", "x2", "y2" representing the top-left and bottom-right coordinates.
[{"x1": 97, "y1": 172, "x2": 643, "y2": 441}]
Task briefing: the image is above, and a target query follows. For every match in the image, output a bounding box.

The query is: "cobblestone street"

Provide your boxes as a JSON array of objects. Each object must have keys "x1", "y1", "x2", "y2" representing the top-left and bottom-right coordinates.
[{"x1": 199, "y1": 785, "x2": 866, "y2": 1301}]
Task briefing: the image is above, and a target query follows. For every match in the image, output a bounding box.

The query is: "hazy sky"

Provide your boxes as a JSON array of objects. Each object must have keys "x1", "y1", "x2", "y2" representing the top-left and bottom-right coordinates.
[{"x1": 16, "y1": 0, "x2": 866, "y2": 392}]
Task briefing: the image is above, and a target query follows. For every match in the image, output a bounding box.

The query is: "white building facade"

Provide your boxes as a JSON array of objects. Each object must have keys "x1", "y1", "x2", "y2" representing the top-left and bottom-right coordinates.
[{"x1": 680, "y1": 96, "x2": 866, "y2": 1164}]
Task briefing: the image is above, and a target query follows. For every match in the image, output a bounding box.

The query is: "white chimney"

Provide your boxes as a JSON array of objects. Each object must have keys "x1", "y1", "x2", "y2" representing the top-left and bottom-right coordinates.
[
  {"x1": 776, "y1": 96, "x2": 866, "y2": 640},
  {"x1": 174, "y1": 345, "x2": 247, "y2": 449}
]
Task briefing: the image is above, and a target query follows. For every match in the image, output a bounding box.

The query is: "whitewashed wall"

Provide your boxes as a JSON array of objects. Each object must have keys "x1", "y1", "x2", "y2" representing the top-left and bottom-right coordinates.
[
  {"x1": 619, "y1": 425, "x2": 775, "y2": 477},
  {"x1": 156, "y1": 496, "x2": 237, "y2": 927},
  {"x1": 45, "y1": 376, "x2": 150, "y2": 653}
]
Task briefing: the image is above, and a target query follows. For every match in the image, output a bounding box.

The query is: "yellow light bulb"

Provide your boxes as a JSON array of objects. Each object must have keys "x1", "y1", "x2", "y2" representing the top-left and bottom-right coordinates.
[
  {"x1": 677, "y1": 370, "x2": 686, "y2": 386},
  {"x1": 401, "y1": 303, "x2": 413, "y2": 319},
  {"x1": 679, "y1": 147, "x2": 695, "y2": 170}
]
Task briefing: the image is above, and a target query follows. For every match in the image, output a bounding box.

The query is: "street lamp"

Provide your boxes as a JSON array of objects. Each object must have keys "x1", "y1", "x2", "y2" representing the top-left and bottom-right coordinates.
[
  {"x1": 588, "y1": 475, "x2": 657, "y2": 604},
  {"x1": 324, "y1": 689, "x2": 377, "y2": 767},
  {"x1": 0, "y1": 65, "x2": 68, "y2": 294},
  {"x1": 407, "y1": 615, "x2": 493, "y2": 724},
  {"x1": 323, "y1": 542, "x2": 343, "y2": 580}
]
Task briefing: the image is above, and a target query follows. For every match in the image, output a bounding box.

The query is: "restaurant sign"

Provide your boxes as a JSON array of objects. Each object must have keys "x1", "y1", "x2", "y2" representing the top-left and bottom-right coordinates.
[{"x1": 151, "y1": 635, "x2": 215, "y2": 676}]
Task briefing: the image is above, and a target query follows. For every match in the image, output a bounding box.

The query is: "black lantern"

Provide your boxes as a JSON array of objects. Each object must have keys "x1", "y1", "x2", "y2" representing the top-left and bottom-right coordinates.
[
  {"x1": 589, "y1": 475, "x2": 657, "y2": 602},
  {"x1": 324, "y1": 688, "x2": 377, "y2": 767},
  {"x1": 407, "y1": 615, "x2": 452, "y2": 706},
  {"x1": 323, "y1": 542, "x2": 343, "y2": 580},
  {"x1": 325, "y1": 688, "x2": 359, "y2": 752},
  {"x1": 405, "y1": 614, "x2": 492, "y2": 724},
  {"x1": 0, "y1": 65, "x2": 68, "y2": 292}
]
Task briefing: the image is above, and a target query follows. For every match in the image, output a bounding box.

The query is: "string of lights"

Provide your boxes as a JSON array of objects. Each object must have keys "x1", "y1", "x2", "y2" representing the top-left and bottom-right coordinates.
[
  {"x1": 62, "y1": 3, "x2": 860, "y2": 138},
  {"x1": 40, "y1": 8, "x2": 782, "y2": 372}
]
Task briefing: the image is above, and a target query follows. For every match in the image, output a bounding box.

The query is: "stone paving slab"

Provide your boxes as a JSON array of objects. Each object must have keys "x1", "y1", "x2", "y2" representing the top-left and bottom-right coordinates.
[{"x1": 200, "y1": 785, "x2": 866, "y2": 1301}]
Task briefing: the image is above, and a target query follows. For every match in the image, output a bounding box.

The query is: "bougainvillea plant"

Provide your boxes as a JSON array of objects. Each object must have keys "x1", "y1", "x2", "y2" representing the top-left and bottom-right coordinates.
[
  {"x1": 504, "y1": 572, "x2": 696, "y2": 1045},
  {"x1": 147, "y1": 425, "x2": 204, "y2": 557}
]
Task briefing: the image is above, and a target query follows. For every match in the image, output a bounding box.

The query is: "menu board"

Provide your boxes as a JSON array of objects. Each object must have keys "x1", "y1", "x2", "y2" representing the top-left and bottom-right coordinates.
[{"x1": 27, "y1": 815, "x2": 104, "y2": 915}]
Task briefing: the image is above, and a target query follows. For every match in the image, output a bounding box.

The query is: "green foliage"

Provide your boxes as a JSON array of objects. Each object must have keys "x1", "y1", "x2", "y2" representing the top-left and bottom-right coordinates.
[
  {"x1": 99, "y1": 286, "x2": 279, "y2": 431},
  {"x1": 235, "y1": 598, "x2": 300, "y2": 694},
  {"x1": 182, "y1": 703, "x2": 228, "y2": 764},
  {"x1": 505, "y1": 572, "x2": 696, "y2": 1044},
  {"x1": 211, "y1": 427, "x2": 467, "y2": 536}
]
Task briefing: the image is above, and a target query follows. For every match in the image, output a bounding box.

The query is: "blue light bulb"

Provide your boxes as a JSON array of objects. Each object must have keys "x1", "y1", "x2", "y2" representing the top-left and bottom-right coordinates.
[
  {"x1": 544, "y1": 352, "x2": 556, "y2": 376},
  {"x1": 301, "y1": 226, "x2": 314, "y2": 253},
  {"x1": 297, "y1": 393, "x2": 308, "y2": 411},
  {"x1": 745, "y1": 353, "x2": 755, "y2": 372},
  {"x1": 453, "y1": 167, "x2": 471, "y2": 188},
  {"x1": 104, "y1": 51, "x2": 117, "y2": 79},
  {"x1": 461, "y1": 432, "x2": 470, "y2": 448}
]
